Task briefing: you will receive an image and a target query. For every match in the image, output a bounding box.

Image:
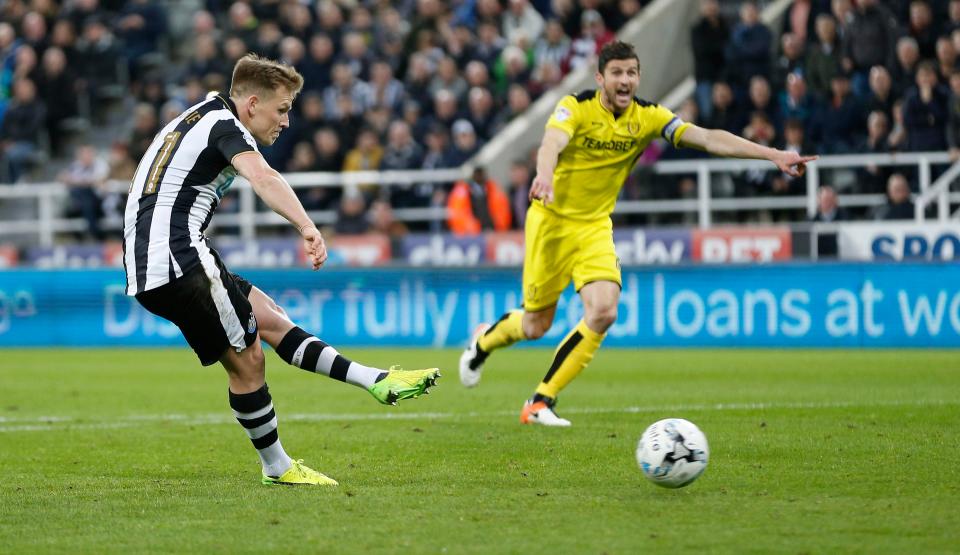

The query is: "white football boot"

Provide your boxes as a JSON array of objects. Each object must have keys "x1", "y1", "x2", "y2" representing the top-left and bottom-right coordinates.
[
  {"x1": 458, "y1": 324, "x2": 490, "y2": 388},
  {"x1": 520, "y1": 400, "x2": 572, "y2": 427}
]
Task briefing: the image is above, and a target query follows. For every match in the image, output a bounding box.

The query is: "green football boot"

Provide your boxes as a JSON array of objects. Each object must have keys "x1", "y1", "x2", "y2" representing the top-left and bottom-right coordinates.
[{"x1": 367, "y1": 366, "x2": 441, "y2": 405}]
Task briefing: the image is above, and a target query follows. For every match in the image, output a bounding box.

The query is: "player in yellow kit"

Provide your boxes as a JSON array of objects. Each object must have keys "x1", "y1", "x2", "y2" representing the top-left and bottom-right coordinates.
[{"x1": 459, "y1": 41, "x2": 816, "y2": 426}]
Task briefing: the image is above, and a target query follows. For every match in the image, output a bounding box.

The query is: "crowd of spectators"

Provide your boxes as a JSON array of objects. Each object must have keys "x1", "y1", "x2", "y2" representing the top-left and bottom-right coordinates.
[
  {"x1": 0, "y1": 0, "x2": 651, "y2": 239},
  {"x1": 677, "y1": 0, "x2": 960, "y2": 226},
  {"x1": 0, "y1": 0, "x2": 167, "y2": 177},
  {"x1": 2, "y1": 0, "x2": 957, "y2": 244}
]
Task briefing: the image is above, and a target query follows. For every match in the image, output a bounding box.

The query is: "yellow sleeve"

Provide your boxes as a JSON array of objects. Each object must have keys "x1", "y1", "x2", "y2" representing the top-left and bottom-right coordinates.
[
  {"x1": 545, "y1": 95, "x2": 581, "y2": 137},
  {"x1": 643, "y1": 104, "x2": 691, "y2": 147}
]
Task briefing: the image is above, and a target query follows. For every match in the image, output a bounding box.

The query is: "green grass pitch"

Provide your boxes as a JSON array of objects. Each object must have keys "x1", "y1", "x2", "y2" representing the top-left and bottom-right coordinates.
[{"x1": 1, "y1": 348, "x2": 958, "y2": 554}]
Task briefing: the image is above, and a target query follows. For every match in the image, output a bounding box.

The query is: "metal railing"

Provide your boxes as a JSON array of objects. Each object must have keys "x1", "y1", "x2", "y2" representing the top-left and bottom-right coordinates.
[
  {"x1": 1, "y1": 152, "x2": 958, "y2": 248},
  {"x1": 649, "y1": 151, "x2": 958, "y2": 227},
  {"x1": 914, "y1": 159, "x2": 960, "y2": 221},
  {"x1": 0, "y1": 168, "x2": 467, "y2": 247}
]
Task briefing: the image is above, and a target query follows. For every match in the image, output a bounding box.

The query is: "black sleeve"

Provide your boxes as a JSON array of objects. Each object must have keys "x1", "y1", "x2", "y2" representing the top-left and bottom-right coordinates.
[{"x1": 210, "y1": 119, "x2": 256, "y2": 162}]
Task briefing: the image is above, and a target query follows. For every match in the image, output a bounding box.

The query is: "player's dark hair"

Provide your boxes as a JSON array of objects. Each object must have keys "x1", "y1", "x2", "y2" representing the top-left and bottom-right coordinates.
[{"x1": 598, "y1": 41, "x2": 640, "y2": 73}]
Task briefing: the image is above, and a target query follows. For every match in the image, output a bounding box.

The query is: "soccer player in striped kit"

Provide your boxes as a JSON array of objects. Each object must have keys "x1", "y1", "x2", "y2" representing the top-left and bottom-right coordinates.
[{"x1": 123, "y1": 54, "x2": 440, "y2": 485}]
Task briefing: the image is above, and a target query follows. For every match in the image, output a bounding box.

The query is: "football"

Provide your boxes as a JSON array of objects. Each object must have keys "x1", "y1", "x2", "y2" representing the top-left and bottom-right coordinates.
[{"x1": 636, "y1": 418, "x2": 709, "y2": 488}]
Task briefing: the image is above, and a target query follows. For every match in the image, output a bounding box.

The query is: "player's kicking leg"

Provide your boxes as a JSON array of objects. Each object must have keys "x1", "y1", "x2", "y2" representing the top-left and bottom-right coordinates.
[{"x1": 249, "y1": 286, "x2": 440, "y2": 405}]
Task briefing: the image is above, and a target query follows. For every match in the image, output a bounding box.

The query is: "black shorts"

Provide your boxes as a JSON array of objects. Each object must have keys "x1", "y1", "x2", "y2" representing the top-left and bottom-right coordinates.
[{"x1": 135, "y1": 251, "x2": 258, "y2": 366}]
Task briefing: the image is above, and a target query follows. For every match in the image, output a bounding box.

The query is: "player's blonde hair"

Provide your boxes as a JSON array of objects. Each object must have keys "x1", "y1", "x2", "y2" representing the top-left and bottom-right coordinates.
[{"x1": 230, "y1": 53, "x2": 304, "y2": 99}]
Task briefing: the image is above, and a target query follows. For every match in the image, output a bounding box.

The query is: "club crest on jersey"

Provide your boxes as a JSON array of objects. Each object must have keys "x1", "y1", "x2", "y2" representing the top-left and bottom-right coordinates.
[
  {"x1": 627, "y1": 122, "x2": 639, "y2": 135},
  {"x1": 247, "y1": 313, "x2": 257, "y2": 334},
  {"x1": 554, "y1": 106, "x2": 572, "y2": 122}
]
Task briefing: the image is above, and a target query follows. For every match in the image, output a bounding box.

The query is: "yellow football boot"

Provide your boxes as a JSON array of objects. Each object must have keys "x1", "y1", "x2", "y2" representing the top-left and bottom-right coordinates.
[{"x1": 261, "y1": 459, "x2": 338, "y2": 486}]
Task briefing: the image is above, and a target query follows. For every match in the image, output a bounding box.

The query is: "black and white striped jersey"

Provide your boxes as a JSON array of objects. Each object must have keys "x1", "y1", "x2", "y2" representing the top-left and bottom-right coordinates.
[{"x1": 123, "y1": 94, "x2": 259, "y2": 295}]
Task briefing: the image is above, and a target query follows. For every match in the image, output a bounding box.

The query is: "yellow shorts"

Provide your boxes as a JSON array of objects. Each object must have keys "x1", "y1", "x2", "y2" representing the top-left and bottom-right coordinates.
[{"x1": 522, "y1": 203, "x2": 621, "y2": 312}]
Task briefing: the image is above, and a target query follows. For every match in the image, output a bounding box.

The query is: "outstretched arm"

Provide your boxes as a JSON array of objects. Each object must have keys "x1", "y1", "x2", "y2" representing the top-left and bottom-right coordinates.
[
  {"x1": 678, "y1": 124, "x2": 817, "y2": 177},
  {"x1": 232, "y1": 151, "x2": 327, "y2": 270},
  {"x1": 529, "y1": 127, "x2": 572, "y2": 205}
]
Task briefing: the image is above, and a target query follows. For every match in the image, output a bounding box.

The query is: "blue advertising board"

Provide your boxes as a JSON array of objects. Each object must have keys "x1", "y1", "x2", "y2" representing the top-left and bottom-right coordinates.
[{"x1": 0, "y1": 263, "x2": 958, "y2": 348}]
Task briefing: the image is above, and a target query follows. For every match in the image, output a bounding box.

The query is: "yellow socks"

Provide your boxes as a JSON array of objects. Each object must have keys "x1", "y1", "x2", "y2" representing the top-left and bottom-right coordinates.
[
  {"x1": 535, "y1": 319, "x2": 605, "y2": 399},
  {"x1": 477, "y1": 310, "x2": 526, "y2": 353},
  {"x1": 475, "y1": 313, "x2": 606, "y2": 400}
]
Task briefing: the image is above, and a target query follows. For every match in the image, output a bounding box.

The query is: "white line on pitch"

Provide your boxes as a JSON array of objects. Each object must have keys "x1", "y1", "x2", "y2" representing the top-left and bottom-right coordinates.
[{"x1": 0, "y1": 398, "x2": 956, "y2": 433}]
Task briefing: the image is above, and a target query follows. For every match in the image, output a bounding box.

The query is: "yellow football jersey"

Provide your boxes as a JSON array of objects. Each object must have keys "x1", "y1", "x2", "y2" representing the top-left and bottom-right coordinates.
[{"x1": 543, "y1": 89, "x2": 690, "y2": 221}]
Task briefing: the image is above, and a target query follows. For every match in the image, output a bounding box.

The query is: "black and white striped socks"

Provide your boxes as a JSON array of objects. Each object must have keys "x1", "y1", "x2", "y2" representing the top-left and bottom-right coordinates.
[
  {"x1": 276, "y1": 327, "x2": 386, "y2": 389},
  {"x1": 229, "y1": 384, "x2": 292, "y2": 478}
]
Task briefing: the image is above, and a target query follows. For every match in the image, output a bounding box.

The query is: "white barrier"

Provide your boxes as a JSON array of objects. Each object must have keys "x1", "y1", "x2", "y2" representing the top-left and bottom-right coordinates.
[{"x1": 2, "y1": 152, "x2": 959, "y2": 249}]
